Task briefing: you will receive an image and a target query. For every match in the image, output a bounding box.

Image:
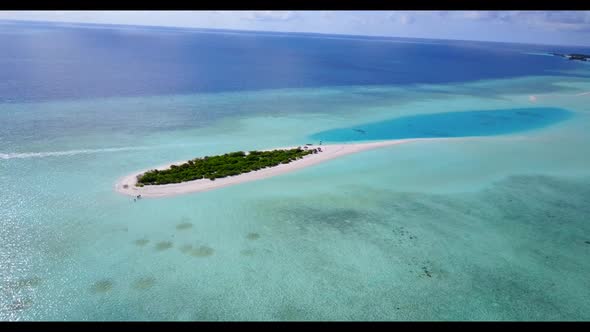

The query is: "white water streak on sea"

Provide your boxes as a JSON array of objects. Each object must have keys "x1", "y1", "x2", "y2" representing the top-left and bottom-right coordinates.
[
  {"x1": 0, "y1": 143, "x2": 209, "y2": 160},
  {"x1": 522, "y1": 52, "x2": 555, "y2": 57},
  {"x1": 530, "y1": 91, "x2": 590, "y2": 102},
  {"x1": 0, "y1": 147, "x2": 151, "y2": 160}
]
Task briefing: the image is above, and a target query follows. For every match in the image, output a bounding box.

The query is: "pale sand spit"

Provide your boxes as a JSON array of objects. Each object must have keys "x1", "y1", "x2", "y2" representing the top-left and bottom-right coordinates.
[{"x1": 115, "y1": 138, "x2": 461, "y2": 198}]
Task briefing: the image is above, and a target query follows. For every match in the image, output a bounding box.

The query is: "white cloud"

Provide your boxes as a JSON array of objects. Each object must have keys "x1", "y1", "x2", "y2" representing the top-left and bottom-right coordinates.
[
  {"x1": 388, "y1": 13, "x2": 416, "y2": 25},
  {"x1": 321, "y1": 11, "x2": 336, "y2": 19},
  {"x1": 242, "y1": 11, "x2": 300, "y2": 22},
  {"x1": 519, "y1": 11, "x2": 590, "y2": 31},
  {"x1": 438, "y1": 11, "x2": 590, "y2": 31},
  {"x1": 438, "y1": 11, "x2": 515, "y2": 22}
]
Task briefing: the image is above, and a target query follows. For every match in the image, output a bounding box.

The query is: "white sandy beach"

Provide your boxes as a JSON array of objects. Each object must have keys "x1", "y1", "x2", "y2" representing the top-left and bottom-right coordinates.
[{"x1": 115, "y1": 138, "x2": 449, "y2": 198}]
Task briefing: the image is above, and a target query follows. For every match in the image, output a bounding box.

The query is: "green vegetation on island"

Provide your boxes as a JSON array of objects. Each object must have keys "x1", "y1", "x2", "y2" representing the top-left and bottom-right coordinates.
[{"x1": 136, "y1": 147, "x2": 320, "y2": 186}]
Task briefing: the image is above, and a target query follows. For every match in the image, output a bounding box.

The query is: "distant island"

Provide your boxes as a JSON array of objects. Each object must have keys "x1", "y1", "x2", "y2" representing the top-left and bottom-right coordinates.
[
  {"x1": 136, "y1": 147, "x2": 320, "y2": 186},
  {"x1": 550, "y1": 53, "x2": 589, "y2": 62}
]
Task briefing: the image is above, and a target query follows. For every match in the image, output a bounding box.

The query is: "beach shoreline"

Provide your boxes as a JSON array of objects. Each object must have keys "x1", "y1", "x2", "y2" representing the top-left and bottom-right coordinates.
[{"x1": 114, "y1": 138, "x2": 449, "y2": 198}]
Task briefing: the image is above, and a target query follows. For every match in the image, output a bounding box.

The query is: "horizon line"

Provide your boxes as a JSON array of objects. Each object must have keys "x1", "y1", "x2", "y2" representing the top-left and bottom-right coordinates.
[{"x1": 1, "y1": 18, "x2": 589, "y2": 49}]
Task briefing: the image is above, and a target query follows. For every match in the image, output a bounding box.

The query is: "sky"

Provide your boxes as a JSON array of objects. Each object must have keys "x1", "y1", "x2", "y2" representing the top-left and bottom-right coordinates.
[{"x1": 1, "y1": 11, "x2": 590, "y2": 46}]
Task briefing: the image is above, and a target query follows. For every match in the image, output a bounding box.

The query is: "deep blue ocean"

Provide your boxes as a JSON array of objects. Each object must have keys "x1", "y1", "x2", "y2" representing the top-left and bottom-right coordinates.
[{"x1": 1, "y1": 20, "x2": 589, "y2": 103}]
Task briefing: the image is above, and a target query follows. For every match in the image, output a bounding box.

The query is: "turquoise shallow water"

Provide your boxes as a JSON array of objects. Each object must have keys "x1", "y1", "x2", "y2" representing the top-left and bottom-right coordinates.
[
  {"x1": 310, "y1": 107, "x2": 573, "y2": 142},
  {"x1": 1, "y1": 75, "x2": 590, "y2": 320}
]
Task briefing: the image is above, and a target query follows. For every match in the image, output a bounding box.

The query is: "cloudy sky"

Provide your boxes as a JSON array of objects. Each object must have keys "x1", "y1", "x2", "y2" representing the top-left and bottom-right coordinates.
[{"x1": 1, "y1": 11, "x2": 589, "y2": 46}]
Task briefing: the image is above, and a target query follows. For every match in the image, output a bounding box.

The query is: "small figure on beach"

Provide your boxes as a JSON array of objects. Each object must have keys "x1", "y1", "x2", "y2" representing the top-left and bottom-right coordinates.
[
  {"x1": 136, "y1": 195, "x2": 142, "y2": 200},
  {"x1": 319, "y1": 141, "x2": 322, "y2": 145}
]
